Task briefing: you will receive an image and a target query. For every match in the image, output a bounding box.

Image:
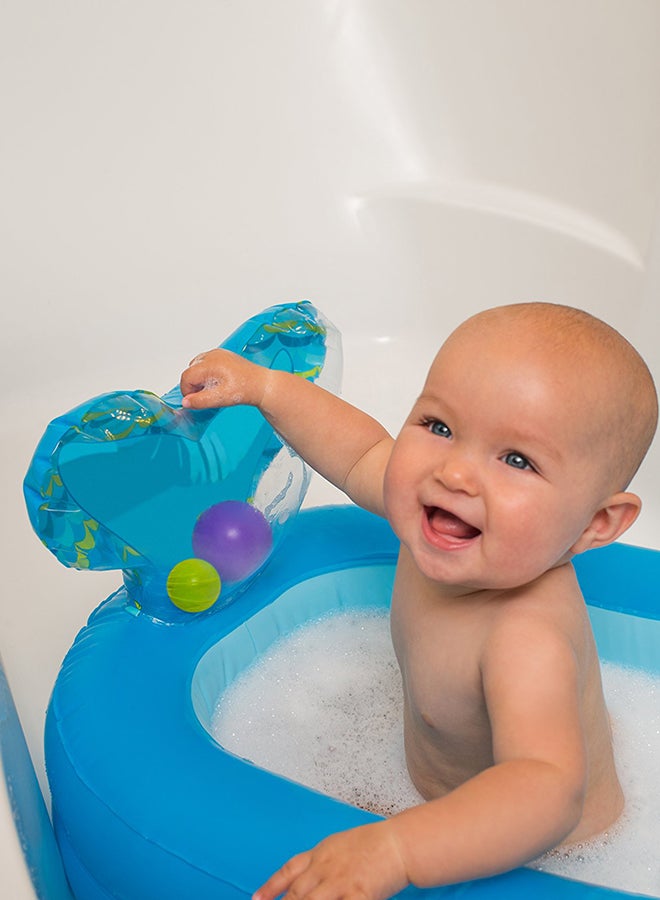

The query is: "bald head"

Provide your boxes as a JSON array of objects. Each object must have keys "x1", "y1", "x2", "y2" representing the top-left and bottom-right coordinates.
[{"x1": 445, "y1": 302, "x2": 658, "y2": 491}]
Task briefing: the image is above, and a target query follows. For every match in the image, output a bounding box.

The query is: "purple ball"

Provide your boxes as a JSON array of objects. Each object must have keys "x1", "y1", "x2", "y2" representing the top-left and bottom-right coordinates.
[{"x1": 192, "y1": 501, "x2": 272, "y2": 584}]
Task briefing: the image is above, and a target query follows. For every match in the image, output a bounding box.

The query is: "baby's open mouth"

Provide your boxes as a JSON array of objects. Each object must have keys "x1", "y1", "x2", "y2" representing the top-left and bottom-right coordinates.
[{"x1": 424, "y1": 506, "x2": 481, "y2": 541}]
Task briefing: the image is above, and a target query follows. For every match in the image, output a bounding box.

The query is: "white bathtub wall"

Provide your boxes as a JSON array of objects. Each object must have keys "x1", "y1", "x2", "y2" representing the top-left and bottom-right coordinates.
[{"x1": 1, "y1": 3, "x2": 660, "y2": 896}]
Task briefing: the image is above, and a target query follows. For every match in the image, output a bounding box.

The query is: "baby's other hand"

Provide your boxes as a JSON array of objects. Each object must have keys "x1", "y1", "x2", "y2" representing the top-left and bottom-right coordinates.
[
  {"x1": 179, "y1": 349, "x2": 266, "y2": 410},
  {"x1": 252, "y1": 821, "x2": 409, "y2": 900}
]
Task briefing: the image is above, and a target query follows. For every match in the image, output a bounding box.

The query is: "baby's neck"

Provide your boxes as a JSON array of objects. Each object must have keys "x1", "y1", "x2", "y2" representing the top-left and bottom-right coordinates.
[{"x1": 398, "y1": 546, "x2": 576, "y2": 609}]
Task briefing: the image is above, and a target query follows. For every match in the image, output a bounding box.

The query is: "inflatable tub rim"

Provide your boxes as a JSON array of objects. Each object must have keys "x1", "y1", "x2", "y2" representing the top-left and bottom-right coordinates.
[{"x1": 45, "y1": 504, "x2": 660, "y2": 900}]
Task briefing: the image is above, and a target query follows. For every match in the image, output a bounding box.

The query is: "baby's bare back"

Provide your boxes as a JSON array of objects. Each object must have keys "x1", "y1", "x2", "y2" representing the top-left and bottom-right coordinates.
[{"x1": 390, "y1": 549, "x2": 624, "y2": 845}]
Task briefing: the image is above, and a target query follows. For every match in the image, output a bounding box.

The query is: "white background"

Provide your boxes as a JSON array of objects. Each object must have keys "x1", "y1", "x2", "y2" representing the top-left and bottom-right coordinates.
[{"x1": 1, "y1": 3, "x2": 659, "y2": 895}]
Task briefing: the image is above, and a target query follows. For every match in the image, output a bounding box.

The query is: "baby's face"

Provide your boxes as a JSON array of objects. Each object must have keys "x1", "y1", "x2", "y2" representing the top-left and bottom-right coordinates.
[{"x1": 383, "y1": 323, "x2": 612, "y2": 592}]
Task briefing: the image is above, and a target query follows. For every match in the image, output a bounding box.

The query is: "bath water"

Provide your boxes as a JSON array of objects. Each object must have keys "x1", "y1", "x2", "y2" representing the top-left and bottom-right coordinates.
[{"x1": 212, "y1": 610, "x2": 660, "y2": 897}]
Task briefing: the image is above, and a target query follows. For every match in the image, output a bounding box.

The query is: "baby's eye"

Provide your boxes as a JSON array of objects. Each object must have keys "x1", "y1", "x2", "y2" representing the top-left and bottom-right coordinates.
[
  {"x1": 503, "y1": 452, "x2": 534, "y2": 471},
  {"x1": 426, "y1": 420, "x2": 452, "y2": 439}
]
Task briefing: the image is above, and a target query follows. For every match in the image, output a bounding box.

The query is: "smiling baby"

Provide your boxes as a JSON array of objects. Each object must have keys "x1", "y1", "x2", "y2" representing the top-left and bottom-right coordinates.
[{"x1": 180, "y1": 302, "x2": 658, "y2": 900}]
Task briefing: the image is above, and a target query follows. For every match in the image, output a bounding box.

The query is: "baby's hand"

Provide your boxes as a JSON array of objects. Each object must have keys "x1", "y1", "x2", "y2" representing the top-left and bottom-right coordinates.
[
  {"x1": 252, "y1": 821, "x2": 409, "y2": 900},
  {"x1": 179, "y1": 349, "x2": 267, "y2": 410}
]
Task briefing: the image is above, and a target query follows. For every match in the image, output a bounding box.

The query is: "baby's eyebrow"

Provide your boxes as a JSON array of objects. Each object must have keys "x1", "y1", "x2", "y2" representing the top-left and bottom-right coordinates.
[{"x1": 412, "y1": 392, "x2": 445, "y2": 410}]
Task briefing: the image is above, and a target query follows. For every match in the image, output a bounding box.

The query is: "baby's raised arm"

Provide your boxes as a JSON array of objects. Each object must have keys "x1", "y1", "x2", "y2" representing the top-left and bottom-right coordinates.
[{"x1": 180, "y1": 349, "x2": 393, "y2": 515}]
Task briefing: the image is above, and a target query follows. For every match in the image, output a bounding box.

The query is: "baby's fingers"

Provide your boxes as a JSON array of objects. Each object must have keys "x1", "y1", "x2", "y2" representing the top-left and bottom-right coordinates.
[
  {"x1": 188, "y1": 351, "x2": 211, "y2": 367},
  {"x1": 180, "y1": 380, "x2": 222, "y2": 409},
  {"x1": 253, "y1": 851, "x2": 312, "y2": 900},
  {"x1": 179, "y1": 348, "x2": 266, "y2": 410},
  {"x1": 180, "y1": 360, "x2": 210, "y2": 398}
]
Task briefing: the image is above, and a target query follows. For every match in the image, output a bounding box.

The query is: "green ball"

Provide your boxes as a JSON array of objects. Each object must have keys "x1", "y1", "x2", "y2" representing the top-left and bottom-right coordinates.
[{"x1": 166, "y1": 558, "x2": 221, "y2": 613}]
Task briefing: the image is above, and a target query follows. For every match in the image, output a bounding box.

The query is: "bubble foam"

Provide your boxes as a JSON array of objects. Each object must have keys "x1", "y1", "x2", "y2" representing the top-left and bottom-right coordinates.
[
  {"x1": 213, "y1": 610, "x2": 423, "y2": 816},
  {"x1": 532, "y1": 662, "x2": 660, "y2": 895},
  {"x1": 212, "y1": 611, "x2": 660, "y2": 896}
]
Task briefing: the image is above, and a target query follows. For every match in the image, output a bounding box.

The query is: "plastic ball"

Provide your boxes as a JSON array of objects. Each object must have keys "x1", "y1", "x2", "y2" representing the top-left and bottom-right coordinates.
[
  {"x1": 192, "y1": 500, "x2": 273, "y2": 584},
  {"x1": 166, "y1": 558, "x2": 221, "y2": 613}
]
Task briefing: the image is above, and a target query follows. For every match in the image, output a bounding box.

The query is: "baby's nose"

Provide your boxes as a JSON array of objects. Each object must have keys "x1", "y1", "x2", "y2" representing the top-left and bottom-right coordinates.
[{"x1": 434, "y1": 449, "x2": 479, "y2": 495}]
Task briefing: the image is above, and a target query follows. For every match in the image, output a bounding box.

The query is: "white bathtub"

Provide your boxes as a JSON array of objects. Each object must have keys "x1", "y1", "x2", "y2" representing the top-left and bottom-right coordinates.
[{"x1": 2, "y1": 2, "x2": 660, "y2": 896}]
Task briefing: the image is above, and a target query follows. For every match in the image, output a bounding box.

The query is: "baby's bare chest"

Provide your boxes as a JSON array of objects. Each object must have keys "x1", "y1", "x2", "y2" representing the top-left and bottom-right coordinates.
[{"x1": 390, "y1": 592, "x2": 494, "y2": 766}]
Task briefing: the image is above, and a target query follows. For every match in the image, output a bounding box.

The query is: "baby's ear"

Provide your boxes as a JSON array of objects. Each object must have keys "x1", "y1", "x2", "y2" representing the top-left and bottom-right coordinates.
[{"x1": 571, "y1": 492, "x2": 642, "y2": 555}]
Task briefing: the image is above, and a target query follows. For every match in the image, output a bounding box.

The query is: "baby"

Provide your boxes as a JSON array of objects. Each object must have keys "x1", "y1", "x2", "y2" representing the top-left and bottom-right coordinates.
[{"x1": 180, "y1": 302, "x2": 658, "y2": 900}]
